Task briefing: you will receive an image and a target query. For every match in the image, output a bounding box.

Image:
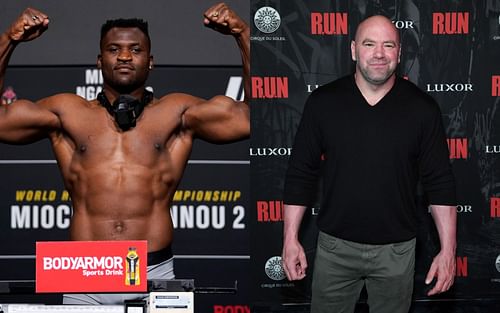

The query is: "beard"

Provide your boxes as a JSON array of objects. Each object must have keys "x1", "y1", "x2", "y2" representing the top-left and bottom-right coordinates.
[
  {"x1": 103, "y1": 67, "x2": 149, "y2": 94},
  {"x1": 110, "y1": 79, "x2": 143, "y2": 94},
  {"x1": 357, "y1": 61, "x2": 396, "y2": 85}
]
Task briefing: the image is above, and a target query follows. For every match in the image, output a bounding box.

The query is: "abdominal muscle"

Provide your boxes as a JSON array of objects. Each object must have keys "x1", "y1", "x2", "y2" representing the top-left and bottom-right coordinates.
[{"x1": 66, "y1": 162, "x2": 176, "y2": 252}]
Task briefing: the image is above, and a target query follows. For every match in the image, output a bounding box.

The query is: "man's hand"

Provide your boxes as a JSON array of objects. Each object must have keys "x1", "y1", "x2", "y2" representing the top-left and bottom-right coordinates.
[
  {"x1": 282, "y1": 238, "x2": 308, "y2": 281},
  {"x1": 425, "y1": 250, "x2": 456, "y2": 296},
  {"x1": 426, "y1": 205, "x2": 457, "y2": 296},
  {"x1": 7, "y1": 8, "x2": 49, "y2": 42},
  {"x1": 203, "y1": 3, "x2": 247, "y2": 35}
]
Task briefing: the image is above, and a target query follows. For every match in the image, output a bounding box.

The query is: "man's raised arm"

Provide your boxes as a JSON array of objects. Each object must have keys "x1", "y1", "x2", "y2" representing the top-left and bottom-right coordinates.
[
  {"x1": 0, "y1": 8, "x2": 60, "y2": 144},
  {"x1": 204, "y1": 2, "x2": 250, "y2": 105},
  {"x1": 1, "y1": 8, "x2": 49, "y2": 91},
  {"x1": 181, "y1": 2, "x2": 250, "y2": 142}
]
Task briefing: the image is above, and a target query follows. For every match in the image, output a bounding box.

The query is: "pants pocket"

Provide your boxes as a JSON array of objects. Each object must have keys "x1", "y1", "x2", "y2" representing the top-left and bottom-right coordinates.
[
  {"x1": 390, "y1": 238, "x2": 416, "y2": 255},
  {"x1": 317, "y1": 231, "x2": 339, "y2": 252}
]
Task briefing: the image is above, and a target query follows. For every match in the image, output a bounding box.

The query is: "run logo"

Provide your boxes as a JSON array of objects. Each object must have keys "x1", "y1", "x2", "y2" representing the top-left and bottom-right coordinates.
[{"x1": 432, "y1": 12, "x2": 469, "y2": 35}]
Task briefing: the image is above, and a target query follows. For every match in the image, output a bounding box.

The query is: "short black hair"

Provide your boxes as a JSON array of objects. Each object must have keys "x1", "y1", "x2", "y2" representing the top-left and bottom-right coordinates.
[{"x1": 100, "y1": 18, "x2": 151, "y2": 50}]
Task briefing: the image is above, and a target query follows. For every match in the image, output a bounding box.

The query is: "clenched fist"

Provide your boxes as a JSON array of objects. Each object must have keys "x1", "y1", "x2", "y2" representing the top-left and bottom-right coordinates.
[
  {"x1": 7, "y1": 7, "x2": 49, "y2": 42},
  {"x1": 203, "y1": 2, "x2": 247, "y2": 35}
]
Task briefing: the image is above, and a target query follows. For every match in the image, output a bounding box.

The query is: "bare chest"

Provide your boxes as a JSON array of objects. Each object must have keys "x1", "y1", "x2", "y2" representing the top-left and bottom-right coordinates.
[{"x1": 53, "y1": 106, "x2": 184, "y2": 166}]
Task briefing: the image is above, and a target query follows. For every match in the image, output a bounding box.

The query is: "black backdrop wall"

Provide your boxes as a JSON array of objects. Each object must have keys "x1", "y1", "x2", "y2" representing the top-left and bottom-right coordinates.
[
  {"x1": 0, "y1": 1, "x2": 250, "y2": 313},
  {"x1": 250, "y1": 0, "x2": 500, "y2": 312},
  {"x1": 0, "y1": 0, "x2": 249, "y2": 66}
]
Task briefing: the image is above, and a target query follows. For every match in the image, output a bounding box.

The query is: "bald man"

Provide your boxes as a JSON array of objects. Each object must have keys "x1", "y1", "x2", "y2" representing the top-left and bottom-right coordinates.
[{"x1": 281, "y1": 15, "x2": 456, "y2": 313}]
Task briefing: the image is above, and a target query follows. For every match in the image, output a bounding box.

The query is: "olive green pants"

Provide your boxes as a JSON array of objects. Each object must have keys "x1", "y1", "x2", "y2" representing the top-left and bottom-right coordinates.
[{"x1": 311, "y1": 231, "x2": 415, "y2": 313}]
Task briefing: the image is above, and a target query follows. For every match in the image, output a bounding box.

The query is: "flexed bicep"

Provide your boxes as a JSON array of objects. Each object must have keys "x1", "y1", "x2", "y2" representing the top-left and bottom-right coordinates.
[
  {"x1": 182, "y1": 95, "x2": 249, "y2": 143},
  {"x1": 0, "y1": 98, "x2": 60, "y2": 144}
]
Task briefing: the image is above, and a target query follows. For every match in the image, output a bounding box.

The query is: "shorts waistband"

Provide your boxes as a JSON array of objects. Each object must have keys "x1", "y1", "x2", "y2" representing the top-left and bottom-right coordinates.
[{"x1": 148, "y1": 246, "x2": 173, "y2": 266}]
